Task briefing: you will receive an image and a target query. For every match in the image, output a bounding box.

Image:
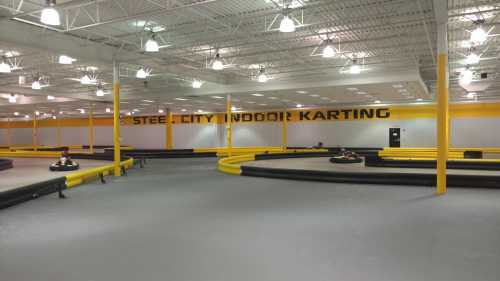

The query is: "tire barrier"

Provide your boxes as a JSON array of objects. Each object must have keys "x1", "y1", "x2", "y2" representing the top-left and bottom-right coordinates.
[
  {"x1": 0, "y1": 177, "x2": 66, "y2": 209},
  {"x1": 219, "y1": 151, "x2": 500, "y2": 189},
  {"x1": 103, "y1": 148, "x2": 217, "y2": 159},
  {"x1": 329, "y1": 157, "x2": 364, "y2": 164},
  {"x1": 0, "y1": 158, "x2": 13, "y2": 171},
  {"x1": 365, "y1": 155, "x2": 500, "y2": 170}
]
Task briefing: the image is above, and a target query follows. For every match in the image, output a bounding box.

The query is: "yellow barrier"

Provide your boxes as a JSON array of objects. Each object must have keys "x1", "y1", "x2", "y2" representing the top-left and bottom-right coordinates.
[
  {"x1": 217, "y1": 149, "x2": 329, "y2": 175},
  {"x1": 383, "y1": 147, "x2": 500, "y2": 153},
  {"x1": 65, "y1": 157, "x2": 134, "y2": 188},
  {"x1": 218, "y1": 154, "x2": 256, "y2": 175}
]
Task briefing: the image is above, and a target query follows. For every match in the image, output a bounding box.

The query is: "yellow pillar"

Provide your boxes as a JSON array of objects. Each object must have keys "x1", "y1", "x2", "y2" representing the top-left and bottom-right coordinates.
[
  {"x1": 282, "y1": 110, "x2": 288, "y2": 151},
  {"x1": 435, "y1": 0, "x2": 448, "y2": 194},
  {"x1": 56, "y1": 117, "x2": 61, "y2": 147},
  {"x1": 6, "y1": 118, "x2": 11, "y2": 147},
  {"x1": 165, "y1": 110, "x2": 173, "y2": 149},
  {"x1": 226, "y1": 95, "x2": 232, "y2": 157},
  {"x1": 88, "y1": 106, "x2": 94, "y2": 154},
  {"x1": 113, "y1": 61, "x2": 121, "y2": 176},
  {"x1": 33, "y1": 111, "x2": 38, "y2": 151}
]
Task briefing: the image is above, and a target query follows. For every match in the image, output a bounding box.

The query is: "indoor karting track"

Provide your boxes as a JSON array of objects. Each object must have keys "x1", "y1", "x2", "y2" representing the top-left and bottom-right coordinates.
[
  {"x1": 0, "y1": 158, "x2": 110, "y2": 193},
  {"x1": 1, "y1": 158, "x2": 500, "y2": 281}
]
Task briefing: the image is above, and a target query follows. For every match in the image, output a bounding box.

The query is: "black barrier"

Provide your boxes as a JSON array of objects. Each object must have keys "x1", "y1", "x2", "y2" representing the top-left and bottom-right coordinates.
[
  {"x1": 0, "y1": 158, "x2": 13, "y2": 171},
  {"x1": 255, "y1": 152, "x2": 336, "y2": 160},
  {"x1": 103, "y1": 148, "x2": 217, "y2": 159},
  {"x1": 240, "y1": 165, "x2": 500, "y2": 189},
  {"x1": 365, "y1": 156, "x2": 500, "y2": 170},
  {"x1": 0, "y1": 177, "x2": 66, "y2": 209}
]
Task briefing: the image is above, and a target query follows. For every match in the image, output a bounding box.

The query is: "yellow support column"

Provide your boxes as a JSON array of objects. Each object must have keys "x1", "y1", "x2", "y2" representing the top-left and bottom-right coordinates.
[
  {"x1": 33, "y1": 111, "x2": 38, "y2": 151},
  {"x1": 56, "y1": 116, "x2": 61, "y2": 147},
  {"x1": 88, "y1": 106, "x2": 94, "y2": 154},
  {"x1": 282, "y1": 109, "x2": 288, "y2": 151},
  {"x1": 435, "y1": 0, "x2": 448, "y2": 194},
  {"x1": 165, "y1": 110, "x2": 173, "y2": 149},
  {"x1": 113, "y1": 60, "x2": 121, "y2": 176},
  {"x1": 226, "y1": 95, "x2": 232, "y2": 157},
  {"x1": 6, "y1": 117, "x2": 11, "y2": 147}
]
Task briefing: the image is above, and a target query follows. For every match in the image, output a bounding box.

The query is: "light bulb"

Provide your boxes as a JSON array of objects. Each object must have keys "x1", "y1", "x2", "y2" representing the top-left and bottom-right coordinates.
[
  {"x1": 105, "y1": 108, "x2": 111, "y2": 113},
  {"x1": 40, "y1": 6, "x2": 60, "y2": 26},
  {"x1": 14, "y1": 112, "x2": 19, "y2": 116},
  {"x1": 192, "y1": 80, "x2": 203, "y2": 88},
  {"x1": 47, "y1": 95, "x2": 55, "y2": 100},
  {"x1": 58, "y1": 55, "x2": 74, "y2": 64},
  {"x1": 35, "y1": 111, "x2": 40, "y2": 116},
  {"x1": 158, "y1": 109, "x2": 164, "y2": 114},
  {"x1": 257, "y1": 72, "x2": 268, "y2": 83},
  {"x1": 136, "y1": 68, "x2": 148, "y2": 79},
  {"x1": 80, "y1": 74, "x2": 92, "y2": 85},
  {"x1": 459, "y1": 69, "x2": 473, "y2": 86},
  {"x1": 296, "y1": 104, "x2": 303, "y2": 108},
  {"x1": 231, "y1": 106, "x2": 237, "y2": 111},
  {"x1": 322, "y1": 44, "x2": 336, "y2": 58},
  {"x1": 470, "y1": 26, "x2": 487, "y2": 45},
  {"x1": 279, "y1": 15, "x2": 295, "y2": 32},
  {"x1": 80, "y1": 109, "x2": 85, "y2": 114},
  {"x1": 465, "y1": 52, "x2": 480, "y2": 65},
  {"x1": 32, "y1": 80, "x2": 41, "y2": 90},
  {"x1": 212, "y1": 54, "x2": 224, "y2": 70},
  {"x1": 374, "y1": 100, "x2": 381, "y2": 104},
  {"x1": 466, "y1": 92, "x2": 476, "y2": 99},
  {"x1": 25, "y1": 115, "x2": 30, "y2": 119},
  {"x1": 0, "y1": 61, "x2": 11, "y2": 73},
  {"x1": 349, "y1": 64, "x2": 361, "y2": 74},
  {"x1": 197, "y1": 109, "x2": 203, "y2": 113},
  {"x1": 8, "y1": 94, "x2": 16, "y2": 103},
  {"x1": 52, "y1": 116, "x2": 57, "y2": 120},
  {"x1": 145, "y1": 38, "x2": 159, "y2": 52},
  {"x1": 96, "y1": 88, "x2": 105, "y2": 96}
]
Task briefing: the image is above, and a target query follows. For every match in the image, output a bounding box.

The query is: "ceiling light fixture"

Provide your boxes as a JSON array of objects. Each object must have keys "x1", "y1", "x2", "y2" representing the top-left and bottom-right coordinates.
[
  {"x1": 459, "y1": 68, "x2": 473, "y2": 86},
  {"x1": 58, "y1": 55, "x2": 75, "y2": 65},
  {"x1": 79, "y1": 109, "x2": 85, "y2": 114},
  {"x1": 47, "y1": 95, "x2": 55, "y2": 100},
  {"x1": 14, "y1": 112, "x2": 19, "y2": 116},
  {"x1": 257, "y1": 67, "x2": 268, "y2": 83},
  {"x1": 25, "y1": 115, "x2": 29, "y2": 119},
  {"x1": 52, "y1": 116, "x2": 57, "y2": 120},
  {"x1": 374, "y1": 100, "x2": 381, "y2": 104},
  {"x1": 212, "y1": 53, "x2": 224, "y2": 70},
  {"x1": 145, "y1": 35, "x2": 159, "y2": 52},
  {"x1": 136, "y1": 68, "x2": 148, "y2": 79},
  {"x1": 105, "y1": 108, "x2": 111, "y2": 113},
  {"x1": 252, "y1": 93, "x2": 264, "y2": 97},
  {"x1": 465, "y1": 51, "x2": 480, "y2": 65},
  {"x1": 8, "y1": 94, "x2": 16, "y2": 103},
  {"x1": 40, "y1": 0, "x2": 60, "y2": 26},
  {"x1": 192, "y1": 79, "x2": 203, "y2": 88},
  {"x1": 349, "y1": 60, "x2": 361, "y2": 74},
  {"x1": 158, "y1": 109, "x2": 164, "y2": 114},
  {"x1": 296, "y1": 104, "x2": 303, "y2": 108},
  {"x1": 466, "y1": 92, "x2": 476, "y2": 99},
  {"x1": 31, "y1": 80, "x2": 41, "y2": 90},
  {"x1": 279, "y1": 11, "x2": 295, "y2": 33},
  {"x1": 470, "y1": 26, "x2": 487, "y2": 45},
  {"x1": 35, "y1": 111, "x2": 40, "y2": 116},
  {"x1": 0, "y1": 57, "x2": 11, "y2": 73},
  {"x1": 96, "y1": 84, "x2": 105, "y2": 96},
  {"x1": 322, "y1": 41, "x2": 336, "y2": 58},
  {"x1": 80, "y1": 74, "x2": 93, "y2": 85}
]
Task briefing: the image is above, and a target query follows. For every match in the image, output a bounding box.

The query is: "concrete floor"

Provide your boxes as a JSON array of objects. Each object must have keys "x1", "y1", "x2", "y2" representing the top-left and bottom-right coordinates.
[
  {"x1": 0, "y1": 158, "x2": 112, "y2": 193},
  {"x1": 244, "y1": 157, "x2": 500, "y2": 176},
  {"x1": 1, "y1": 158, "x2": 500, "y2": 281}
]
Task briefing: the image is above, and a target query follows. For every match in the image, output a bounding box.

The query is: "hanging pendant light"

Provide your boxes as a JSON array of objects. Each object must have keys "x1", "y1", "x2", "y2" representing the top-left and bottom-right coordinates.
[
  {"x1": 212, "y1": 53, "x2": 224, "y2": 70},
  {"x1": 257, "y1": 67, "x2": 268, "y2": 83},
  {"x1": 279, "y1": 15, "x2": 295, "y2": 33},
  {"x1": 145, "y1": 36, "x2": 159, "y2": 52},
  {"x1": 40, "y1": 0, "x2": 61, "y2": 26},
  {"x1": 470, "y1": 26, "x2": 487, "y2": 45},
  {"x1": 136, "y1": 67, "x2": 148, "y2": 79},
  {"x1": 80, "y1": 74, "x2": 92, "y2": 85},
  {"x1": 349, "y1": 59, "x2": 361, "y2": 74},
  {"x1": 192, "y1": 79, "x2": 203, "y2": 88},
  {"x1": 459, "y1": 68, "x2": 473, "y2": 86},
  {"x1": 8, "y1": 94, "x2": 16, "y2": 103},
  {"x1": 32, "y1": 80, "x2": 41, "y2": 90},
  {"x1": 58, "y1": 55, "x2": 75, "y2": 64},
  {"x1": 465, "y1": 51, "x2": 480, "y2": 65},
  {"x1": 0, "y1": 57, "x2": 11, "y2": 73},
  {"x1": 322, "y1": 40, "x2": 336, "y2": 58},
  {"x1": 96, "y1": 84, "x2": 105, "y2": 96}
]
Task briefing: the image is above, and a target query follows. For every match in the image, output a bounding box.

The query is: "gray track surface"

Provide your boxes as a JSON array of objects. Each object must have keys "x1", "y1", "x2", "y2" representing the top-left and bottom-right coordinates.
[
  {"x1": 0, "y1": 158, "x2": 112, "y2": 193},
  {"x1": 1, "y1": 158, "x2": 500, "y2": 281}
]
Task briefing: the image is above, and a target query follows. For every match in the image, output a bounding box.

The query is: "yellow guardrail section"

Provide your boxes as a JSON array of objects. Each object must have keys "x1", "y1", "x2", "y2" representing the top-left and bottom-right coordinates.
[
  {"x1": 0, "y1": 151, "x2": 62, "y2": 158},
  {"x1": 65, "y1": 158, "x2": 134, "y2": 188},
  {"x1": 382, "y1": 147, "x2": 500, "y2": 153},
  {"x1": 385, "y1": 157, "x2": 500, "y2": 163},
  {"x1": 218, "y1": 154, "x2": 256, "y2": 175},
  {"x1": 218, "y1": 149, "x2": 330, "y2": 175}
]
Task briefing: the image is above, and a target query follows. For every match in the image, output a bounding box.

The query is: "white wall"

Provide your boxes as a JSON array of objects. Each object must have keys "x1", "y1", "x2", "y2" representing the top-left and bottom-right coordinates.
[{"x1": 2, "y1": 117, "x2": 500, "y2": 148}]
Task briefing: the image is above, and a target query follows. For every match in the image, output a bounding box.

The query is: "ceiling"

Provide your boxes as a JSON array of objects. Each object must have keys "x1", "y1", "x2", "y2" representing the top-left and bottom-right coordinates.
[{"x1": 0, "y1": 0, "x2": 499, "y2": 118}]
